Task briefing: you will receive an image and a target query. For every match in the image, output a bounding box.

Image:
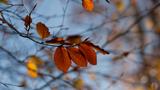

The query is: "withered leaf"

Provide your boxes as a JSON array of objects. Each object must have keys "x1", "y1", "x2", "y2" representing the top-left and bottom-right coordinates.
[
  {"x1": 0, "y1": 0, "x2": 8, "y2": 4},
  {"x1": 54, "y1": 46, "x2": 71, "y2": 73},
  {"x1": 115, "y1": 1, "x2": 125, "y2": 12},
  {"x1": 24, "y1": 15, "x2": 32, "y2": 27},
  {"x1": 46, "y1": 37, "x2": 64, "y2": 44},
  {"x1": 67, "y1": 47, "x2": 87, "y2": 67},
  {"x1": 66, "y1": 35, "x2": 82, "y2": 44},
  {"x1": 36, "y1": 22, "x2": 50, "y2": 39},
  {"x1": 79, "y1": 43, "x2": 97, "y2": 65},
  {"x1": 84, "y1": 41, "x2": 109, "y2": 54},
  {"x1": 73, "y1": 78, "x2": 84, "y2": 89},
  {"x1": 82, "y1": 0, "x2": 94, "y2": 12}
]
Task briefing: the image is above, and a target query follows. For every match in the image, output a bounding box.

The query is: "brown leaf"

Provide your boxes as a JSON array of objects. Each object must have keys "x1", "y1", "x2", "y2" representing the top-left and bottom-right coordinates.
[
  {"x1": 36, "y1": 22, "x2": 50, "y2": 39},
  {"x1": 84, "y1": 41, "x2": 109, "y2": 54},
  {"x1": 54, "y1": 46, "x2": 71, "y2": 73},
  {"x1": 66, "y1": 35, "x2": 82, "y2": 44},
  {"x1": 114, "y1": 1, "x2": 125, "y2": 12},
  {"x1": 82, "y1": 0, "x2": 94, "y2": 12},
  {"x1": 73, "y1": 78, "x2": 84, "y2": 89},
  {"x1": 79, "y1": 43, "x2": 97, "y2": 65},
  {"x1": 0, "y1": 0, "x2": 8, "y2": 4},
  {"x1": 131, "y1": 0, "x2": 137, "y2": 6},
  {"x1": 67, "y1": 47, "x2": 87, "y2": 67},
  {"x1": 45, "y1": 37, "x2": 64, "y2": 44},
  {"x1": 24, "y1": 15, "x2": 32, "y2": 27}
]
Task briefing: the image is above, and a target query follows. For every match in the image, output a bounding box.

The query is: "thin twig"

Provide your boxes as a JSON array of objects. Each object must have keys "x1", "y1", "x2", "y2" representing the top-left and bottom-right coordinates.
[{"x1": 102, "y1": 2, "x2": 160, "y2": 47}]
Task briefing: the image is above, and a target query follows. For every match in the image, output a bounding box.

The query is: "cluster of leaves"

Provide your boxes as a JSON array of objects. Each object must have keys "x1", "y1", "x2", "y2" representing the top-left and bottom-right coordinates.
[
  {"x1": 24, "y1": 14, "x2": 109, "y2": 74},
  {"x1": 1, "y1": 0, "x2": 160, "y2": 90},
  {"x1": 54, "y1": 38, "x2": 109, "y2": 73}
]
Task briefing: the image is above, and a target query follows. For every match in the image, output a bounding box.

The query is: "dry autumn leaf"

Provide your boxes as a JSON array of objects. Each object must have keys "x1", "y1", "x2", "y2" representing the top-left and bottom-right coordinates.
[
  {"x1": 82, "y1": 0, "x2": 94, "y2": 12},
  {"x1": 79, "y1": 43, "x2": 97, "y2": 65},
  {"x1": 84, "y1": 41, "x2": 109, "y2": 54},
  {"x1": 36, "y1": 22, "x2": 50, "y2": 39},
  {"x1": 66, "y1": 35, "x2": 82, "y2": 44},
  {"x1": 114, "y1": 1, "x2": 125, "y2": 12},
  {"x1": 73, "y1": 78, "x2": 84, "y2": 89},
  {"x1": 54, "y1": 46, "x2": 71, "y2": 73},
  {"x1": 0, "y1": 0, "x2": 8, "y2": 4},
  {"x1": 45, "y1": 37, "x2": 64, "y2": 44},
  {"x1": 26, "y1": 55, "x2": 44, "y2": 78},
  {"x1": 67, "y1": 47, "x2": 87, "y2": 67},
  {"x1": 24, "y1": 15, "x2": 32, "y2": 27}
]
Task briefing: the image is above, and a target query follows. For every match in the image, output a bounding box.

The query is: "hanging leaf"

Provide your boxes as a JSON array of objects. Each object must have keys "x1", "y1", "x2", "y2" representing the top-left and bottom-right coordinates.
[
  {"x1": 54, "y1": 46, "x2": 71, "y2": 73},
  {"x1": 115, "y1": 1, "x2": 125, "y2": 12},
  {"x1": 45, "y1": 37, "x2": 64, "y2": 44},
  {"x1": 26, "y1": 55, "x2": 44, "y2": 78},
  {"x1": 27, "y1": 61, "x2": 38, "y2": 78},
  {"x1": 66, "y1": 35, "x2": 82, "y2": 44},
  {"x1": 84, "y1": 41, "x2": 109, "y2": 54},
  {"x1": 0, "y1": 0, "x2": 8, "y2": 4},
  {"x1": 36, "y1": 22, "x2": 50, "y2": 39},
  {"x1": 67, "y1": 47, "x2": 87, "y2": 67},
  {"x1": 82, "y1": 0, "x2": 94, "y2": 12},
  {"x1": 73, "y1": 78, "x2": 84, "y2": 89},
  {"x1": 24, "y1": 15, "x2": 32, "y2": 27},
  {"x1": 28, "y1": 55, "x2": 44, "y2": 67},
  {"x1": 79, "y1": 43, "x2": 97, "y2": 65}
]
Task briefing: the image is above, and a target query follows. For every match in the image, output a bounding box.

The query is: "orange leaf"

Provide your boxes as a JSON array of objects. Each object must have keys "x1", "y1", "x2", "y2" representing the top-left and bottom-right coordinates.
[
  {"x1": 79, "y1": 43, "x2": 97, "y2": 65},
  {"x1": 68, "y1": 47, "x2": 87, "y2": 67},
  {"x1": 54, "y1": 46, "x2": 71, "y2": 73},
  {"x1": 46, "y1": 37, "x2": 64, "y2": 44},
  {"x1": 27, "y1": 62, "x2": 38, "y2": 78},
  {"x1": 36, "y1": 22, "x2": 50, "y2": 39},
  {"x1": 84, "y1": 41, "x2": 109, "y2": 54},
  {"x1": 82, "y1": 0, "x2": 94, "y2": 12},
  {"x1": 28, "y1": 55, "x2": 44, "y2": 67},
  {"x1": 24, "y1": 15, "x2": 32, "y2": 27},
  {"x1": 66, "y1": 35, "x2": 82, "y2": 44}
]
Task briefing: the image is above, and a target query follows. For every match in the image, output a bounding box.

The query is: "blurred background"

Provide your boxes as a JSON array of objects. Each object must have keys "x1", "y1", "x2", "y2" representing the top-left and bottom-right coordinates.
[{"x1": 0, "y1": 0, "x2": 160, "y2": 90}]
